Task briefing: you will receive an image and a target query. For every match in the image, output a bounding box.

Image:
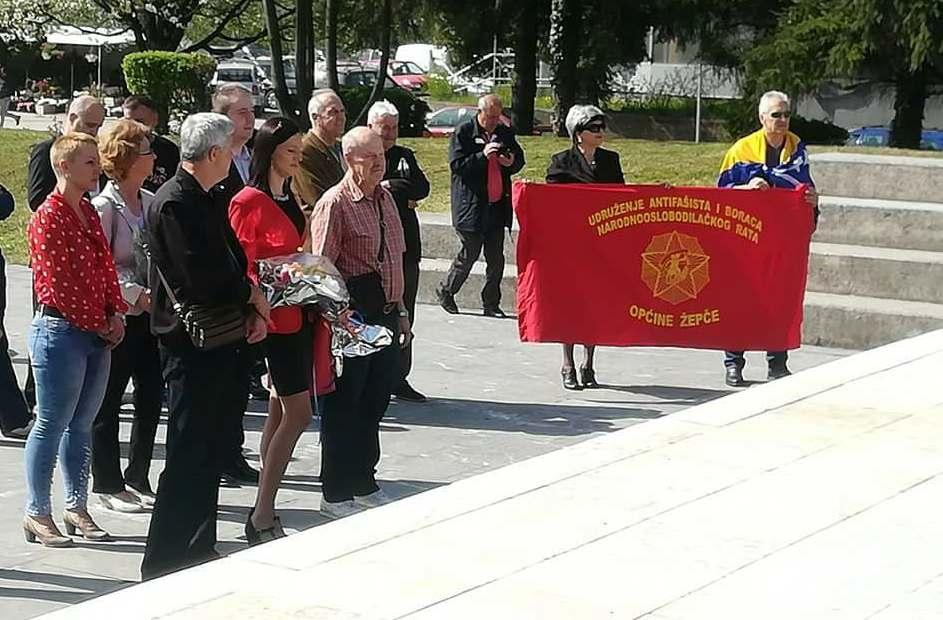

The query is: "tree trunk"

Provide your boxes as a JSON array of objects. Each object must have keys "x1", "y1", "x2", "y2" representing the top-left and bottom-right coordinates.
[
  {"x1": 262, "y1": 0, "x2": 300, "y2": 123},
  {"x1": 136, "y1": 13, "x2": 186, "y2": 51},
  {"x1": 325, "y1": 0, "x2": 340, "y2": 90},
  {"x1": 550, "y1": 0, "x2": 582, "y2": 137},
  {"x1": 889, "y1": 65, "x2": 928, "y2": 150},
  {"x1": 294, "y1": 0, "x2": 314, "y2": 128},
  {"x1": 511, "y1": 0, "x2": 538, "y2": 135},
  {"x1": 352, "y1": 0, "x2": 393, "y2": 126}
]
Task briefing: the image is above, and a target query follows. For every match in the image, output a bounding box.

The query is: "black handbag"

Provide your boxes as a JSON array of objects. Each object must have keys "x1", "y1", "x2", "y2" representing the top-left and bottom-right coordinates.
[{"x1": 153, "y1": 264, "x2": 247, "y2": 350}]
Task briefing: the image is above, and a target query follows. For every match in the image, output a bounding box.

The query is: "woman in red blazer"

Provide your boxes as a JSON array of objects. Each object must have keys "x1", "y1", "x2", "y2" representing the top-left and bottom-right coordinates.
[{"x1": 229, "y1": 117, "x2": 314, "y2": 544}]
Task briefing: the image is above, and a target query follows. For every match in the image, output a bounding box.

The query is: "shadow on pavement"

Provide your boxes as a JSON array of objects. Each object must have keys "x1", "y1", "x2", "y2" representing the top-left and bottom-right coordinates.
[
  {"x1": 0, "y1": 568, "x2": 130, "y2": 603},
  {"x1": 385, "y1": 397, "x2": 664, "y2": 436}
]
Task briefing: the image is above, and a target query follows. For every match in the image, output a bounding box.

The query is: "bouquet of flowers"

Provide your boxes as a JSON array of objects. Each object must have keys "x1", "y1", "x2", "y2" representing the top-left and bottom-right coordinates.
[{"x1": 257, "y1": 253, "x2": 392, "y2": 360}]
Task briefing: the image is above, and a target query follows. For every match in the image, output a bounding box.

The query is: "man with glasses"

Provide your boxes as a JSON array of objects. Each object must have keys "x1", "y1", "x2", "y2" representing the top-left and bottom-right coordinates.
[
  {"x1": 718, "y1": 90, "x2": 818, "y2": 387},
  {"x1": 295, "y1": 88, "x2": 347, "y2": 214},
  {"x1": 437, "y1": 94, "x2": 525, "y2": 318}
]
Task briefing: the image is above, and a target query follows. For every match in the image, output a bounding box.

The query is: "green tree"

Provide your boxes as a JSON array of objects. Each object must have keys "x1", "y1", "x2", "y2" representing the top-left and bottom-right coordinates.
[{"x1": 744, "y1": 0, "x2": 943, "y2": 149}]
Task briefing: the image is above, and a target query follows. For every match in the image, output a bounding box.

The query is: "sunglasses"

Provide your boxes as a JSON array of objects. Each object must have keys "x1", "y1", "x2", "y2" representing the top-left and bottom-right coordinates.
[
  {"x1": 582, "y1": 124, "x2": 606, "y2": 133},
  {"x1": 768, "y1": 111, "x2": 791, "y2": 119}
]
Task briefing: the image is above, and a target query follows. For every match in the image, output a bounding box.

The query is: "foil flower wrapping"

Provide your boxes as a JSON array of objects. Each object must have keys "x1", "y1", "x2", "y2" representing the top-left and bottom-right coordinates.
[{"x1": 257, "y1": 253, "x2": 392, "y2": 360}]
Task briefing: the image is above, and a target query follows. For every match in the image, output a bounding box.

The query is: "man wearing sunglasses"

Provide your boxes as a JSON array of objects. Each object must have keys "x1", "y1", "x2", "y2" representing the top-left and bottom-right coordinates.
[{"x1": 717, "y1": 90, "x2": 818, "y2": 387}]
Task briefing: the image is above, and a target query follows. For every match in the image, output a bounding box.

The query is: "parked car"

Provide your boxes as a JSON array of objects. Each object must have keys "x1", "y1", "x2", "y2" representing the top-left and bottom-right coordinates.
[
  {"x1": 387, "y1": 61, "x2": 427, "y2": 91},
  {"x1": 425, "y1": 105, "x2": 551, "y2": 136},
  {"x1": 847, "y1": 126, "x2": 943, "y2": 150},
  {"x1": 210, "y1": 59, "x2": 267, "y2": 114}
]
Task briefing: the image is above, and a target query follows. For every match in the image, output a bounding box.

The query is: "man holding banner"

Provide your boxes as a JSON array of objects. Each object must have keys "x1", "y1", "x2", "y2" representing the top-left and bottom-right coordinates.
[
  {"x1": 717, "y1": 90, "x2": 818, "y2": 387},
  {"x1": 514, "y1": 92, "x2": 816, "y2": 385}
]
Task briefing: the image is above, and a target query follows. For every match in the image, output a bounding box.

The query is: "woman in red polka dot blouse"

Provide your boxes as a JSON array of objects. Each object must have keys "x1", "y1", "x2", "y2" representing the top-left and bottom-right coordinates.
[{"x1": 23, "y1": 133, "x2": 127, "y2": 547}]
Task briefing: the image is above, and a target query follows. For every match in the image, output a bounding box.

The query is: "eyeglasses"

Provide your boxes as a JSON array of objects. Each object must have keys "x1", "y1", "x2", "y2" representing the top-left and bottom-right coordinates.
[
  {"x1": 768, "y1": 111, "x2": 791, "y2": 119},
  {"x1": 582, "y1": 124, "x2": 606, "y2": 133}
]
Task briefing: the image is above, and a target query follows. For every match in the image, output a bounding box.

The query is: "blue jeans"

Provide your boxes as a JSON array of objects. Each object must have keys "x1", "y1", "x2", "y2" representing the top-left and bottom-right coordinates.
[{"x1": 25, "y1": 315, "x2": 111, "y2": 516}]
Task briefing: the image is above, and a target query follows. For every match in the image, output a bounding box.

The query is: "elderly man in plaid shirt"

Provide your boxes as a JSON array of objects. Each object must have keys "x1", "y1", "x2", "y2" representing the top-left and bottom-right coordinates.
[{"x1": 309, "y1": 127, "x2": 411, "y2": 519}]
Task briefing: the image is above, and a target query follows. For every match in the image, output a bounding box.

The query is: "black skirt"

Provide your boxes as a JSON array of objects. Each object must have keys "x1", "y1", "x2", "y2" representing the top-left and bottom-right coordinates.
[{"x1": 263, "y1": 320, "x2": 314, "y2": 397}]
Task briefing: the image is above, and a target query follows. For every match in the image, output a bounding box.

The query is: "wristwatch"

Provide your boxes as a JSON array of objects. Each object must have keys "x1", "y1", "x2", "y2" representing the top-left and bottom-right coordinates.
[{"x1": 398, "y1": 309, "x2": 409, "y2": 318}]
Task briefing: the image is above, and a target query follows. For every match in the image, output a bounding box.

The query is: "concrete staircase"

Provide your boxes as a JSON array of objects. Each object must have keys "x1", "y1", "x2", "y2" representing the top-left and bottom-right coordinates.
[{"x1": 416, "y1": 152, "x2": 943, "y2": 350}]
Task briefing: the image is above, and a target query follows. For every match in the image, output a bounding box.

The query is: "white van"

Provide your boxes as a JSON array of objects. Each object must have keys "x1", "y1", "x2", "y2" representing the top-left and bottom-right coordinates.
[{"x1": 210, "y1": 59, "x2": 267, "y2": 113}]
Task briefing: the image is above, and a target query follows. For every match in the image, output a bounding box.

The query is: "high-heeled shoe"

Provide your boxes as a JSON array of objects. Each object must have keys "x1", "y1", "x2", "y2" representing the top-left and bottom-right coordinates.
[
  {"x1": 561, "y1": 367, "x2": 582, "y2": 391},
  {"x1": 63, "y1": 509, "x2": 111, "y2": 541},
  {"x1": 23, "y1": 515, "x2": 74, "y2": 547},
  {"x1": 245, "y1": 508, "x2": 284, "y2": 546},
  {"x1": 579, "y1": 367, "x2": 599, "y2": 389}
]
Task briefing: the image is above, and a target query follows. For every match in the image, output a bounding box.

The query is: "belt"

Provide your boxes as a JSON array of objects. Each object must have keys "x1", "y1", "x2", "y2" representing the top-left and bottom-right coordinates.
[
  {"x1": 38, "y1": 305, "x2": 65, "y2": 319},
  {"x1": 382, "y1": 303, "x2": 397, "y2": 315}
]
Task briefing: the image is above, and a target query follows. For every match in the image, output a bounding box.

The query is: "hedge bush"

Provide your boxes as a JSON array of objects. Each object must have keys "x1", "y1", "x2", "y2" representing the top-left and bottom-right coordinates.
[
  {"x1": 122, "y1": 52, "x2": 217, "y2": 133},
  {"x1": 338, "y1": 86, "x2": 430, "y2": 137}
]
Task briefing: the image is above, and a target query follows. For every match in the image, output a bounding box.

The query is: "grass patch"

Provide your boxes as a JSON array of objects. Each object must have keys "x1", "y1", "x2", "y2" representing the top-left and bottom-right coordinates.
[
  {"x1": 1, "y1": 127, "x2": 940, "y2": 265},
  {"x1": 0, "y1": 128, "x2": 48, "y2": 266}
]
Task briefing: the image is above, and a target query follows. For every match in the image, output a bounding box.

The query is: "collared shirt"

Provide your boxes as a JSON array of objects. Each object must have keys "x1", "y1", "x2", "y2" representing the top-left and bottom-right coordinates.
[
  {"x1": 309, "y1": 175, "x2": 406, "y2": 304},
  {"x1": 144, "y1": 168, "x2": 252, "y2": 335},
  {"x1": 232, "y1": 145, "x2": 252, "y2": 184},
  {"x1": 29, "y1": 191, "x2": 127, "y2": 331},
  {"x1": 93, "y1": 181, "x2": 154, "y2": 316},
  {"x1": 294, "y1": 132, "x2": 345, "y2": 212}
]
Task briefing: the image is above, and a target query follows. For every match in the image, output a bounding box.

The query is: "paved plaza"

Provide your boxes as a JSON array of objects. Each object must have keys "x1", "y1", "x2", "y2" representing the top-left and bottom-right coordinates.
[{"x1": 0, "y1": 263, "x2": 850, "y2": 619}]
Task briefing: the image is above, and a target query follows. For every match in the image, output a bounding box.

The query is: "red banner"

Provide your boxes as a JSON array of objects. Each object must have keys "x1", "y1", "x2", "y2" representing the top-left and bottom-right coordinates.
[{"x1": 513, "y1": 182, "x2": 813, "y2": 350}]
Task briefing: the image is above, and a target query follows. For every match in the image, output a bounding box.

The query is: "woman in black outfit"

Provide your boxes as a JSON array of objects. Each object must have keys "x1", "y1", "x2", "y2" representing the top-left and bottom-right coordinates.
[{"x1": 546, "y1": 105, "x2": 625, "y2": 390}]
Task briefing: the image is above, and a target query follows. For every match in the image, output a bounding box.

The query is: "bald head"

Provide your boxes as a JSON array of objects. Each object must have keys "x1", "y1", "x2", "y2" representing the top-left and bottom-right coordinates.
[
  {"x1": 342, "y1": 126, "x2": 385, "y2": 192},
  {"x1": 477, "y1": 94, "x2": 504, "y2": 133},
  {"x1": 66, "y1": 95, "x2": 106, "y2": 136}
]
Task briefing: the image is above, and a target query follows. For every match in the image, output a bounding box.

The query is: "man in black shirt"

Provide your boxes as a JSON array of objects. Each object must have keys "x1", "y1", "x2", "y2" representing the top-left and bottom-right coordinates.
[
  {"x1": 141, "y1": 112, "x2": 269, "y2": 580},
  {"x1": 122, "y1": 95, "x2": 180, "y2": 193},
  {"x1": 0, "y1": 184, "x2": 31, "y2": 439},
  {"x1": 368, "y1": 100, "x2": 431, "y2": 402},
  {"x1": 27, "y1": 95, "x2": 106, "y2": 210}
]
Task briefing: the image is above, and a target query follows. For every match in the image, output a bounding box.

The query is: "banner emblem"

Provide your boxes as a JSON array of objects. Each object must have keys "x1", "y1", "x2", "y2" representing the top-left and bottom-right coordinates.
[{"x1": 641, "y1": 230, "x2": 710, "y2": 305}]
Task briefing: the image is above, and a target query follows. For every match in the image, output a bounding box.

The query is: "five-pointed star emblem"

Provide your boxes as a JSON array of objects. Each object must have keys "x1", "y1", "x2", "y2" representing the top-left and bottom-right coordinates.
[{"x1": 640, "y1": 231, "x2": 710, "y2": 305}]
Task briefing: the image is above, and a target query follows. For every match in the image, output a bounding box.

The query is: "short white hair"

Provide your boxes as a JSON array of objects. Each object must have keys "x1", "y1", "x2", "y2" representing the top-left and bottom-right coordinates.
[
  {"x1": 367, "y1": 100, "x2": 399, "y2": 124},
  {"x1": 308, "y1": 88, "x2": 341, "y2": 119},
  {"x1": 759, "y1": 90, "x2": 790, "y2": 115},
  {"x1": 564, "y1": 104, "x2": 605, "y2": 139},
  {"x1": 478, "y1": 94, "x2": 502, "y2": 111},
  {"x1": 341, "y1": 126, "x2": 380, "y2": 158},
  {"x1": 180, "y1": 113, "x2": 234, "y2": 162}
]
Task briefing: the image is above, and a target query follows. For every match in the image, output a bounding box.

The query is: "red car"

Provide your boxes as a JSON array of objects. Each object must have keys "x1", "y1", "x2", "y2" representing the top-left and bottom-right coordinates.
[
  {"x1": 388, "y1": 61, "x2": 427, "y2": 91},
  {"x1": 425, "y1": 106, "x2": 513, "y2": 137}
]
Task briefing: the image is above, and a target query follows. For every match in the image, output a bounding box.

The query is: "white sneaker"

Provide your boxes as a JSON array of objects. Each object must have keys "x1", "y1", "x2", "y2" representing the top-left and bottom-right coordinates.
[
  {"x1": 99, "y1": 492, "x2": 146, "y2": 513},
  {"x1": 319, "y1": 498, "x2": 361, "y2": 519},
  {"x1": 354, "y1": 489, "x2": 393, "y2": 509}
]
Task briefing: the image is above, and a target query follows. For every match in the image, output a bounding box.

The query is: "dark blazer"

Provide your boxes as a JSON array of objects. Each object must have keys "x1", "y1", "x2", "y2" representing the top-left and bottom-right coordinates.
[
  {"x1": 27, "y1": 138, "x2": 57, "y2": 211},
  {"x1": 449, "y1": 117, "x2": 525, "y2": 233},
  {"x1": 228, "y1": 186, "x2": 305, "y2": 335},
  {"x1": 383, "y1": 144, "x2": 430, "y2": 260},
  {"x1": 28, "y1": 137, "x2": 107, "y2": 211},
  {"x1": 545, "y1": 146, "x2": 625, "y2": 185},
  {"x1": 144, "y1": 168, "x2": 252, "y2": 337},
  {"x1": 217, "y1": 159, "x2": 247, "y2": 210}
]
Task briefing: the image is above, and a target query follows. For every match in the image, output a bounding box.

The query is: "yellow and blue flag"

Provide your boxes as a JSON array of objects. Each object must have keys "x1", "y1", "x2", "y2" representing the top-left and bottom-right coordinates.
[{"x1": 717, "y1": 128, "x2": 814, "y2": 189}]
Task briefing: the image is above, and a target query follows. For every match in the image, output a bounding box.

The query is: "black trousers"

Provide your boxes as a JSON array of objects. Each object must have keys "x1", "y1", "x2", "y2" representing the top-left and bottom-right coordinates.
[
  {"x1": 320, "y1": 313, "x2": 400, "y2": 502},
  {"x1": 220, "y1": 345, "x2": 259, "y2": 466},
  {"x1": 141, "y1": 336, "x2": 249, "y2": 580},
  {"x1": 724, "y1": 350, "x2": 788, "y2": 369},
  {"x1": 0, "y1": 250, "x2": 30, "y2": 434},
  {"x1": 91, "y1": 314, "x2": 162, "y2": 494},
  {"x1": 399, "y1": 256, "x2": 420, "y2": 382},
  {"x1": 441, "y1": 227, "x2": 506, "y2": 310}
]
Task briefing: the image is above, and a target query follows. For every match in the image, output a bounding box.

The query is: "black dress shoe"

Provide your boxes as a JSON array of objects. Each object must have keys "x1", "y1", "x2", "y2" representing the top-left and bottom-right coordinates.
[
  {"x1": 561, "y1": 367, "x2": 582, "y2": 390},
  {"x1": 579, "y1": 367, "x2": 599, "y2": 389},
  {"x1": 245, "y1": 508, "x2": 283, "y2": 546},
  {"x1": 437, "y1": 289, "x2": 459, "y2": 314},
  {"x1": 222, "y1": 458, "x2": 260, "y2": 485},
  {"x1": 393, "y1": 381, "x2": 428, "y2": 403},
  {"x1": 768, "y1": 365, "x2": 792, "y2": 381},
  {"x1": 725, "y1": 366, "x2": 746, "y2": 387},
  {"x1": 483, "y1": 307, "x2": 507, "y2": 319}
]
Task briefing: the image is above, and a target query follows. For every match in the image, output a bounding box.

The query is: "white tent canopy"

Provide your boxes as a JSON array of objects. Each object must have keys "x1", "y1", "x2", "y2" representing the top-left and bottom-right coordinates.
[{"x1": 45, "y1": 26, "x2": 135, "y2": 47}]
